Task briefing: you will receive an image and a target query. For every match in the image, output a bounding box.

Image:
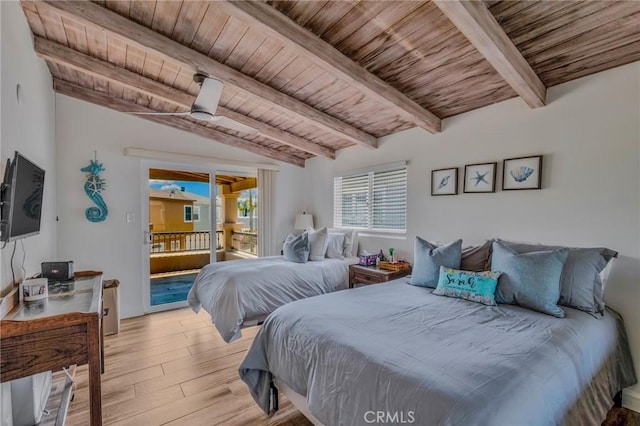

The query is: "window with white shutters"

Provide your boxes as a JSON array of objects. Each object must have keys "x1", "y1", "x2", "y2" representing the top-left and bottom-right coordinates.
[{"x1": 333, "y1": 163, "x2": 407, "y2": 232}]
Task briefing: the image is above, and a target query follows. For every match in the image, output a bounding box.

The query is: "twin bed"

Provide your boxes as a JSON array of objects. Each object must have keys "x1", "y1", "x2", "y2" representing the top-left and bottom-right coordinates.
[
  {"x1": 187, "y1": 255, "x2": 358, "y2": 342},
  {"x1": 239, "y1": 278, "x2": 636, "y2": 425}
]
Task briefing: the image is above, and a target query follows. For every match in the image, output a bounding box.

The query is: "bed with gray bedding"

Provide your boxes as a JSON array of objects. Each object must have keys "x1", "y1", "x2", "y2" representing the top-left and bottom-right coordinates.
[
  {"x1": 188, "y1": 256, "x2": 358, "y2": 343},
  {"x1": 239, "y1": 278, "x2": 636, "y2": 426}
]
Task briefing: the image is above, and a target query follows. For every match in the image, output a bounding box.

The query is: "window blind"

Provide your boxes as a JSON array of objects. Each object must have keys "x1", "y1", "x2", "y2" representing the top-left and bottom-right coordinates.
[
  {"x1": 372, "y1": 168, "x2": 407, "y2": 230},
  {"x1": 333, "y1": 165, "x2": 407, "y2": 232}
]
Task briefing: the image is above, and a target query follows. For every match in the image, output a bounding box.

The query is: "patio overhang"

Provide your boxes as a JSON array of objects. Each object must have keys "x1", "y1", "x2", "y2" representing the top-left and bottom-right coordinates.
[{"x1": 149, "y1": 168, "x2": 256, "y2": 193}]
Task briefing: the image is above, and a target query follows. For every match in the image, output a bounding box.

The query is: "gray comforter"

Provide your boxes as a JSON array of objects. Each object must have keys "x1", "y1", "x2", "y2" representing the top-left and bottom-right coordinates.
[
  {"x1": 239, "y1": 279, "x2": 636, "y2": 426},
  {"x1": 188, "y1": 256, "x2": 357, "y2": 343}
]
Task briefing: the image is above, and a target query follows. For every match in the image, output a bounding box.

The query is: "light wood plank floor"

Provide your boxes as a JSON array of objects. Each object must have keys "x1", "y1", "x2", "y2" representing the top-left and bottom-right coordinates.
[
  {"x1": 62, "y1": 307, "x2": 639, "y2": 426},
  {"x1": 64, "y1": 308, "x2": 311, "y2": 426}
]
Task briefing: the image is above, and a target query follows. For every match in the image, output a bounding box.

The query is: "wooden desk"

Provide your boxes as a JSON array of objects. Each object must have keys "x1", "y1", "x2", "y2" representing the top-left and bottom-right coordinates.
[{"x1": 0, "y1": 275, "x2": 103, "y2": 426}]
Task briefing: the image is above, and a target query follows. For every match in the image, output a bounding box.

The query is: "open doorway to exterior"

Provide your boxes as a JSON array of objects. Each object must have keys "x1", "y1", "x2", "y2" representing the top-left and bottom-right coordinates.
[
  {"x1": 148, "y1": 168, "x2": 212, "y2": 309},
  {"x1": 144, "y1": 166, "x2": 258, "y2": 312},
  {"x1": 216, "y1": 175, "x2": 258, "y2": 261}
]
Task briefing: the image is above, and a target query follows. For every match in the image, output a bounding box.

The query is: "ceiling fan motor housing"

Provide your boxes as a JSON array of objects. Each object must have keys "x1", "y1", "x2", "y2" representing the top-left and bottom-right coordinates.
[
  {"x1": 193, "y1": 72, "x2": 209, "y2": 85},
  {"x1": 190, "y1": 110, "x2": 215, "y2": 121}
]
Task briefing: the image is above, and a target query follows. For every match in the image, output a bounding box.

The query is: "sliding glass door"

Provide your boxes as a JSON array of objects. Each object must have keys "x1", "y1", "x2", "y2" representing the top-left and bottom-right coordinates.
[
  {"x1": 146, "y1": 166, "x2": 214, "y2": 311},
  {"x1": 142, "y1": 161, "x2": 258, "y2": 313}
]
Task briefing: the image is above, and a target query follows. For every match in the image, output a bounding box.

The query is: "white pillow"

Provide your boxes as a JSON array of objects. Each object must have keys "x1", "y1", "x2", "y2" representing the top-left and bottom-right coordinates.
[
  {"x1": 326, "y1": 233, "x2": 346, "y2": 259},
  {"x1": 350, "y1": 230, "x2": 359, "y2": 257},
  {"x1": 307, "y1": 227, "x2": 329, "y2": 261},
  {"x1": 328, "y1": 228, "x2": 357, "y2": 257},
  {"x1": 599, "y1": 257, "x2": 616, "y2": 290}
]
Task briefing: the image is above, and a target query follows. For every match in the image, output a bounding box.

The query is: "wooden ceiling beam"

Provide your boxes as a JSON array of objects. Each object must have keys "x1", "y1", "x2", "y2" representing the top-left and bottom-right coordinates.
[
  {"x1": 149, "y1": 168, "x2": 252, "y2": 187},
  {"x1": 37, "y1": 0, "x2": 377, "y2": 149},
  {"x1": 216, "y1": 105, "x2": 335, "y2": 160},
  {"x1": 434, "y1": 0, "x2": 546, "y2": 108},
  {"x1": 34, "y1": 36, "x2": 336, "y2": 160},
  {"x1": 219, "y1": 1, "x2": 442, "y2": 134},
  {"x1": 230, "y1": 178, "x2": 257, "y2": 193},
  {"x1": 149, "y1": 169, "x2": 211, "y2": 184},
  {"x1": 53, "y1": 79, "x2": 306, "y2": 167}
]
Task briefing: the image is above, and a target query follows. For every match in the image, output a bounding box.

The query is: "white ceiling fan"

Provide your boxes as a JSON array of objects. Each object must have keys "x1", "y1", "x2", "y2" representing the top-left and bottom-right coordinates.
[{"x1": 129, "y1": 73, "x2": 257, "y2": 134}]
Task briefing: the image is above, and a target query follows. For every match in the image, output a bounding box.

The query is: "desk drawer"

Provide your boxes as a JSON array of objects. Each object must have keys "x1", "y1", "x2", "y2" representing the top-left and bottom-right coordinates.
[{"x1": 0, "y1": 323, "x2": 88, "y2": 382}]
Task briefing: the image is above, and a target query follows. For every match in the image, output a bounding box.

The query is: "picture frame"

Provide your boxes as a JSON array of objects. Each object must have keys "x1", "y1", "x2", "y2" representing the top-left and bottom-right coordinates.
[
  {"x1": 464, "y1": 162, "x2": 497, "y2": 193},
  {"x1": 20, "y1": 278, "x2": 48, "y2": 302},
  {"x1": 502, "y1": 155, "x2": 543, "y2": 190},
  {"x1": 431, "y1": 168, "x2": 458, "y2": 196}
]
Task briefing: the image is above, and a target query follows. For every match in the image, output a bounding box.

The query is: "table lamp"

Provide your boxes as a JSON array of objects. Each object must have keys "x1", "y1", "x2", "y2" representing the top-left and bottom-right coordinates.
[{"x1": 294, "y1": 212, "x2": 314, "y2": 231}]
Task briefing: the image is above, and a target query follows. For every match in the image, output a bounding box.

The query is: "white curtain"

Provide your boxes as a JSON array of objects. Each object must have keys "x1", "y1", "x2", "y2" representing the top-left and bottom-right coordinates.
[{"x1": 257, "y1": 169, "x2": 276, "y2": 257}]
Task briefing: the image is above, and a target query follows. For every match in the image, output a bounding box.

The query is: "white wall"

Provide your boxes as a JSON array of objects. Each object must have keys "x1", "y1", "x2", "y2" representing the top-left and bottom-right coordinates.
[
  {"x1": 0, "y1": 0, "x2": 56, "y2": 293},
  {"x1": 55, "y1": 95, "x2": 306, "y2": 318},
  {"x1": 1, "y1": 2, "x2": 57, "y2": 423},
  {"x1": 304, "y1": 63, "x2": 640, "y2": 378}
]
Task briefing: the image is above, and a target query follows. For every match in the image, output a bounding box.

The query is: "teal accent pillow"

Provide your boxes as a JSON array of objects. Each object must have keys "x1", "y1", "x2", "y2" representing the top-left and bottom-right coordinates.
[
  {"x1": 491, "y1": 241, "x2": 569, "y2": 318},
  {"x1": 283, "y1": 233, "x2": 310, "y2": 263},
  {"x1": 433, "y1": 266, "x2": 501, "y2": 306},
  {"x1": 409, "y1": 237, "x2": 462, "y2": 288}
]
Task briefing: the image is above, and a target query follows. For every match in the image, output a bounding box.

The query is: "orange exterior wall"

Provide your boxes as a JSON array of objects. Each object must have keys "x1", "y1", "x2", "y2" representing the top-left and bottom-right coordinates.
[{"x1": 149, "y1": 198, "x2": 194, "y2": 232}]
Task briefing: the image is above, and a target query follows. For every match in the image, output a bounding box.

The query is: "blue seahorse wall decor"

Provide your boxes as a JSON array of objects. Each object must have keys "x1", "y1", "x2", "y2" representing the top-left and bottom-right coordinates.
[{"x1": 81, "y1": 158, "x2": 108, "y2": 222}]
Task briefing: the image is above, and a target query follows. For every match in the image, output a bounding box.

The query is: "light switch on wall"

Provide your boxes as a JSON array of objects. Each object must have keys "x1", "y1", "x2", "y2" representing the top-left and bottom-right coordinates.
[{"x1": 126, "y1": 212, "x2": 135, "y2": 223}]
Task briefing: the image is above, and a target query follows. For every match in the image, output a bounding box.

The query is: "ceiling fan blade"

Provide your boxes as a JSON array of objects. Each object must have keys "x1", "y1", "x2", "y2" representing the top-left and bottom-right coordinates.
[
  {"x1": 128, "y1": 111, "x2": 191, "y2": 116},
  {"x1": 193, "y1": 78, "x2": 223, "y2": 114},
  {"x1": 211, "y1": 116, "x2": 258, "y2": 134}
]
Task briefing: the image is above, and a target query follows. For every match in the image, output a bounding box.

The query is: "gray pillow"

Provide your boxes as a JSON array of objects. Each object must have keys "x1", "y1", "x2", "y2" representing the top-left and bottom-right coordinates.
[
  {"x1": 326, "y1": 233, "x2": 345, "y2": 259},
  {"x1": 460, "y1": 240, "x2": 493, "y2": 272},
  {"x1": 496, "y1": 239, "x2": 617, "y2": 315},
  {"x1": 410, "y1": 237, "x2": 462, "y2": 288},
  {"x1": 491, "y1": 241, "x2": 568, "y2": 318},
  {"x1": 328, "y1": 228, "x2": 356, "y2": 257},
  {"x1": 283, "y1": 233, "x2": 310, "y2": 263}
]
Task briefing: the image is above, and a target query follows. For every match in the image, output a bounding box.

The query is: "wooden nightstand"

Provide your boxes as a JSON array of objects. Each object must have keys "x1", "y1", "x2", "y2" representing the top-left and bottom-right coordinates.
[{"x1": 349, "y1": 264, "x2": 412, "y2": 288}]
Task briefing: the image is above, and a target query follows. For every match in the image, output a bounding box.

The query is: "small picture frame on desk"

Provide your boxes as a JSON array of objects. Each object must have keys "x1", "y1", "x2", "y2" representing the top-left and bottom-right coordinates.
[{"x1": 20, "y1": 278, "x2": 48, "y2": 302}]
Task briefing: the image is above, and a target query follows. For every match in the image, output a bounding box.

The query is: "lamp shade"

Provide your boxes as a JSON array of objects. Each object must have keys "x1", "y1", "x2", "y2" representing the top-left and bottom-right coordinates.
[{"x1": 294, "y1": 213, "x2": 314, "y2": 230}]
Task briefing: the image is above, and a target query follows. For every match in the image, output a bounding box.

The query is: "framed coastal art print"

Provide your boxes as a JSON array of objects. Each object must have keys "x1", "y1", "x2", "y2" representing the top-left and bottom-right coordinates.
[
  {"x1": 464, "y1": 162, "x2": 497, "y2": 193},
  {"x1": 431, "y1": 168, "x2": 458, "y2": 196},
  {"x1": 503, "y1": 155, "x2": 543, "y2": 190}
]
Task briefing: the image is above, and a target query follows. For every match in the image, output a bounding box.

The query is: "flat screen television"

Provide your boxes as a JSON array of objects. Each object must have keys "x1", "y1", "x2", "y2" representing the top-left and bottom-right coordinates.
[{"x1": 1, "y1": 151, "x2": 45, "y2": 242}]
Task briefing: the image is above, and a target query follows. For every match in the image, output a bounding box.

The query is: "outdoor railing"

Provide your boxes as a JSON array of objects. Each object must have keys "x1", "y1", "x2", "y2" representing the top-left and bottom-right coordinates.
[
  {"x1": 150, "y1": 230, "x2": 224, "y2": 253},
  {"x1": 232, "y1": 231, "x2": 258, "y2": 255},
  {"x1": 215, "y1": 230, "x2": 223, "y2": 250}
]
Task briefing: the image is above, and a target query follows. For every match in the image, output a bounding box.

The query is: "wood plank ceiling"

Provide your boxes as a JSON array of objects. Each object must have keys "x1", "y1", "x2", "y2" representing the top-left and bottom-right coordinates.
[{"x1": 20, "y1": 1, "x2": 640, "y2": 167}]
